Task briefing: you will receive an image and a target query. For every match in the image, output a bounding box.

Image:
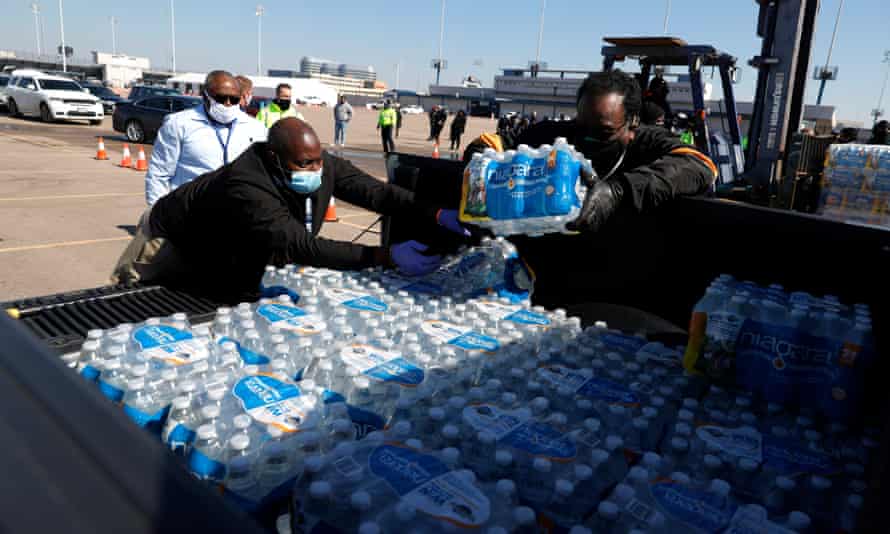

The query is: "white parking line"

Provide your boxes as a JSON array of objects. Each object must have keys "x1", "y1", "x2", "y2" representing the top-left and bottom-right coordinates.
[
  {"x1": 0, "y1": 236, "x2": 130, "y2": 253},
  {"x1": 0, "y1": 192, "x2": 142, "y2": 202}
]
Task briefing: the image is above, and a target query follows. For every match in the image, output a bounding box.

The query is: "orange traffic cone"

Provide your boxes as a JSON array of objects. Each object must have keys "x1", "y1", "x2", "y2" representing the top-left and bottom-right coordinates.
[
  {"x1": 95, "y1": 137, "x2": 108, "y2": 160},
  {"x1": 134, "y1": 146, "x2": 148, "y2": 171},
  {"x1": 119, "y1": 143, "x2": 132, "y2": 167},
  {"x1": 324, "y1": 197, "x2": 339, "y2": 222},
  {"x1": 432, "y1": 143, "x2": 440, "y2": 159}
]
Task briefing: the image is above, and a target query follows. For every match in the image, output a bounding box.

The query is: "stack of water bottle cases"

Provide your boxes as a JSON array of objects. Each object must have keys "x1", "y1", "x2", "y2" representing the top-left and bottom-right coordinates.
[
  {"x1": 819, "y1": 143, "x2": 890, "y2": 227},
  {"x1": 70, "y1": 240, "x2": 877, "y2": 533}
]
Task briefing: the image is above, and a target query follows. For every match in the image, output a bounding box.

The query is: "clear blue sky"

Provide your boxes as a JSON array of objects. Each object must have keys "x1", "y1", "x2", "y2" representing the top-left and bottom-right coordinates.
[{"x1": 2, "y1": 1, "x2": 889, "y2": 123}]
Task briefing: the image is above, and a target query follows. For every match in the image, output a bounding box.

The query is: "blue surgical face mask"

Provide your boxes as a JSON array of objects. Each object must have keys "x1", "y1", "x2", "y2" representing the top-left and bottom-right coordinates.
[{"x1": 287, "y1": 168, "x2": 323, "y2": 194}]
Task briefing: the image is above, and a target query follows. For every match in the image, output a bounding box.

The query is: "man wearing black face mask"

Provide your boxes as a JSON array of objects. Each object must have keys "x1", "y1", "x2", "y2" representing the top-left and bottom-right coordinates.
[
  {"x1": 514, "y1": 70, "x2": 717, "y2": 232},
  {"x1": 112, "y1": 118, "x2": 469, "y2": 303},
  {"x1": 257, "y1": 83, "x2": 304, "y2": 128}
]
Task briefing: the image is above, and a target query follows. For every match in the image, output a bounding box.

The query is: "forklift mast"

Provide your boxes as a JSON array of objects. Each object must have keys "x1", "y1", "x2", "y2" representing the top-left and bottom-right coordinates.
[{"x1": 745, "y1": 0, "x2": 820, "y2": 197}]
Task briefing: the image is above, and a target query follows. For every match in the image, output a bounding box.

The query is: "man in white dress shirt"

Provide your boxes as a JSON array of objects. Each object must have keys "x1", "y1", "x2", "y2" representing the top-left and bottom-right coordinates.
[{"x1": 144, "y1": 70, "x2": 267, "y2": 205}]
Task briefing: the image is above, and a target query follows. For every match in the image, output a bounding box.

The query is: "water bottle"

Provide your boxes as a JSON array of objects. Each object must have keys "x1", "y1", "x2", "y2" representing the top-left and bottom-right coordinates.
[
  {"x1": 78, "y1": 340, "x2": 103, "y2": 382},
  {"x1": 189, "y1": 424, "x2": 226, "y2": 482}
]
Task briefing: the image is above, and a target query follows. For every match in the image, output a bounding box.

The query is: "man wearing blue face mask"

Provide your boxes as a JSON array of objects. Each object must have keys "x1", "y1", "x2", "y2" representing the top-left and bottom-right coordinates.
[
  {"x1": 112, "y1": 118, "x2": 469, "y2": 303},
  {"x1": 144, "y1": 70, "x2": 267, "y2": 206}
]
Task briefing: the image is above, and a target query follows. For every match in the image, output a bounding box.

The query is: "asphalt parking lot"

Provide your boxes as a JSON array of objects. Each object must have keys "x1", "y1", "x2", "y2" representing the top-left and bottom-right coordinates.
[{"x1": 0, "y1": 105, "x2": 496, "y2": 301}]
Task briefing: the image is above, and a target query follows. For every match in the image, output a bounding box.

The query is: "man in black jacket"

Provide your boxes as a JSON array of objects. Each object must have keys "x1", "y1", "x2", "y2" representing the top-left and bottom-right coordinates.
[
  {"x1": 112, "y1": 118, "x2": 468, "y2": 303},
  {"x1": 464, "y1": 70, "x2": 717, "y2": 231}
]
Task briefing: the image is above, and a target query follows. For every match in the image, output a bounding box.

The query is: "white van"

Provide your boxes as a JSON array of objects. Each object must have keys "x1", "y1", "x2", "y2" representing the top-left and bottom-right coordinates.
[{"x1": 5, "y1": 69, "x2": 104, "y2": 125}]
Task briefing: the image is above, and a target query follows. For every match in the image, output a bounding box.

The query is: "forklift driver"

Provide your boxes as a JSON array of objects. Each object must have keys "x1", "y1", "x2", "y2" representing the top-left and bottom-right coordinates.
[{"x1": 464, "y1": 70, "x2": 718, "y2": 233}]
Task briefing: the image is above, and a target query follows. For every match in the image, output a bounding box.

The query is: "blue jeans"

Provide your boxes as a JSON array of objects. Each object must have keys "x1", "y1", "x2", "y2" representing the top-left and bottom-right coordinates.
[{"x1": 334, "y1": 121, "x2": 348, "y2": 145}]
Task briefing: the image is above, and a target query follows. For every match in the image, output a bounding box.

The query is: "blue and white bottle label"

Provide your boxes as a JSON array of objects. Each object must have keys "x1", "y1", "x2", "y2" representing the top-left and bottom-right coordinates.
[
  {"x1": 339, "y1": 344, "x2": 424, "y2": 386},
  {"x1": 473, "y1": 299, "x2": 551, "y2": 327},
  {"x1": 651, "y1": 480, "x2": 736, "y2": 532},
  {"x1": 368, "y1": 444, "x2": 490, "y2": 528},
  {"x1": 255, "y1": 304, "x2": 326, "y2": 336},
  {"x1": 232, "y1": 374, "x2": 314, "y2": 433},
  {"x1": 324, "y1": 287, "x2": 388, "y2": 313},
  {"x1": 538, "y1": 365, "x2": 639, "y2": 405},
  {"x1": 132, "y1": 325, "x2": 209, "y2": 365},
  {"x1": 599, "y1": 332, "x2": 648, "y2": 354},
  {"x1": 462, "y1": 403, "x2": 576, "y2": 460},
  {"x1": 421, "y1": 320, "x2": 500, "y2": 352},
  {"x1": 696, "y1": 425, "x2": 763, "y2": 462}
]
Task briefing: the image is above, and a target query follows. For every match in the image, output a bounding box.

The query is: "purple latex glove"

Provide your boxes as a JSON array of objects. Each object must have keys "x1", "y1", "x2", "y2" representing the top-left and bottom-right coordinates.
[
  {"x1": 436, "y1": 208, "x2": 471, "y2": 237},
  {"x1": 390, "y1": 240, "x2": 442, "y2": 276}
]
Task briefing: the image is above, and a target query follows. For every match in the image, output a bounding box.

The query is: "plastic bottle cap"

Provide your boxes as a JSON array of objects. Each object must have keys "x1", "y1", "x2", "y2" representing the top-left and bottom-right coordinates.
[
  {"x1": 405, "y1": 438, "x2": 423, "y2": 450},
  {"x1": 704, "y1": 455, "x2": 722, "y2": 468},
  {"x1": 229, "y1": 433, "x2": 250, "y2": 451},
  {"x1": 787, "y1": 512, "x2": 811, "y2": 529},
  {"x1": 127, "y1": 378, "x2": 145, "y2": 390},
  {"x1": 309, "y1": 481, "x2": 331, "y2": 498},
  {"x1": 442, "y1": 425, "x2": 459, "y2": 439},
  {"x1": 629, "y1": 466, "x2": 648, "y2": 481},
  {"x1": 201, "y1": 405, "x2": 221, "y2": 419},
  {"x1": 811, "y1": 475, "x2": 832, "y2": 490},
  {"x1": 441, "y1": 447, "x2": 460, "y2": 465},
  {"x1": 555, "y1": 479, "x2": 574, "y2": 496},
  {"x1": 495, "y1": 450, "x2": 513, "y2": 466},
  {"x1": 598, "y1": 501, "x2": 619, "y2": 519},
  {"x1": 709, "y1": 479, "x2": 731, "y2": 496},
  {"x1": 233, "y1": 414, "x2": 251, "y2": 429},
  {"x1": 512, "y1": 507, "x2": 536, "y2": 525},
  {"x1": 671, "y1": 437, "x2": 689, "y2": 451},
  {"x1": 350, "y1": 491, "x2": 371, "y2": 510},
  {"x1": 171, "y1": 396, "x2": 190, "y2": 410},
  {"x1": 448, "y1": 396, "x2": 467, "y2": 410},
  {"x1": 670, "y1": 472, "x2": 691, "y2": 484},
  {"x1": 395, "y1": 501, "x2": 416, "y2": 521},
  {"x1": 429, "y1": 407, "x2": 445, "y2": 420},
  {"x1": 304, "y1": 455, "x2": 324, "y2": 473},
  {"x1": 739, "y1": 458, "x2": 758, "y2": 471},
  {"x1": 267, "y1": 425, "x2": 283, "y2": 439},
  {"x1": 533, "y1": 457, "x2": 552, "y2": 472},
  {"x1": 496, "y1": 479, "x2": 516, "y2": 497},
  {"x1": 605, "y1": 436, "x2": 623, "y2": 451},
  {"x1": 591, "y1": 449, "x2": 609, "y2": 466},
  {"x1": 393, "y1": 421, "x2": 412, "y2": 436},
  {"x1": 196, "y1": 424, "x2": 216, "y2": 440}
]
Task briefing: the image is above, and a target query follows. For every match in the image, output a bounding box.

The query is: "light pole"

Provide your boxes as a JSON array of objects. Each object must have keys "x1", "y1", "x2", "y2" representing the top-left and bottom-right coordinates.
[
  {"x1": 58, "y1": 0, "x2": 66, "y2": 72},
  {"x1": 394, "y1": 61, "x2": 400, "y2": 90},
  {"x1": 873, "y1": 51, "x2": 890, "y2": 125},
  {"x1": 535, "y1": 0, "x2": 547, "y2": 68},
  {"x1": 31, "y1": 3, "x2": 41, "y2": 55},
  {"x1": 816, "y1": 0, "x2": 844, "y2": 105},
  {"x1": 256, "y1": 5, "x2": 264, "y2": 76},
  {"x1": 431, "y1": 0, "x2": 447, "y2": 86},
  {"x1": 170, "y1": 0, "x2": 177, "y2": 72},
  {"x1": 110, "y1": 16, "x2": 117, "y2": 55},
  {"x1": 663, "y1": 0, "x2": 671, "y2": 35}
]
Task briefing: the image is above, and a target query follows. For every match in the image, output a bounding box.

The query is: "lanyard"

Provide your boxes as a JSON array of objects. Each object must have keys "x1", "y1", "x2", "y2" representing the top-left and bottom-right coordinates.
[
  {"x1": 304, "y1": 198, "x2": 313, "y2": 234},
  {"x1": 214, "y1": 122, "x2": 236, "y2": 164}
]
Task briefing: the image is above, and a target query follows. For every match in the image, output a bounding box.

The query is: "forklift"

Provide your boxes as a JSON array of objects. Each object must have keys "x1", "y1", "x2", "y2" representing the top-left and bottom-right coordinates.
[{"x1": 601, "y1": 36, "x2": 746, "y2": 187}]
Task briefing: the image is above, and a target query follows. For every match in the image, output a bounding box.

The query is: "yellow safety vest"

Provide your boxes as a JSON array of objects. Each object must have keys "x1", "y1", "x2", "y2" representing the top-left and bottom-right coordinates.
[
  {"x1": 257, "y1": 102, "x2": 304, "y2": 127},
  {"x1": 378, "y1": 108, "x2": 397, "y2": 127}
]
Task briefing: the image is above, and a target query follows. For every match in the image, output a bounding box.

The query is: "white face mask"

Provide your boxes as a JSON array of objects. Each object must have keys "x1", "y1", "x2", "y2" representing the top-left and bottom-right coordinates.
[{"x1": 205, "y1": 92, "x2": 239, "y2": 125}]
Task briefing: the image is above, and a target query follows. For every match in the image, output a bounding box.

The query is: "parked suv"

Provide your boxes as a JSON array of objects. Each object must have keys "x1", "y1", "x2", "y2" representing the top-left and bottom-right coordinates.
[
  {"x1": 5, "y1": 69, "x2": 103, "y2": 125},
  {"x1": 0, "y1": 73, "x2": 10, "y2": 109},
  {"x1": 113, "y1": 95, "x2": 201, "y2": 143},
  {"x1": 81, "y1": 82, "x2": 124, "y2": 114}
]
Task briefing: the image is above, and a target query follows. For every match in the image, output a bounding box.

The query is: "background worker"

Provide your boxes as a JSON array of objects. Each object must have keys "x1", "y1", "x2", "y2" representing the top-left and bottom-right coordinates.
[
  {"x1": 377, "y1": 100, "x2": 397, "y2": 154},
  {"x1": 144, "y1": 70, "x2": 267, "y2": 206},
  {"x1": 449, "y1": 110, "x2": 467, "y2": 154},
  {"x1": 332, "y1": 95, "x2": 353, "y2": 147},
  {"x1": 112, "y1": 118, "x2": 469, "y2": 303},
  {"x1": 257, "y1": 83, "x2": 304, "y2": 128},
  {"x1": 235, "y1": 75, "x2": 253, "y2": 110}
]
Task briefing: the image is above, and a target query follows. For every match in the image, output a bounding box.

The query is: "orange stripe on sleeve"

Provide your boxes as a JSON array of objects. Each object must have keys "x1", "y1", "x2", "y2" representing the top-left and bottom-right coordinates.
[{"x1": 669, "y1": 147, "x2": 719, "y2": 178}]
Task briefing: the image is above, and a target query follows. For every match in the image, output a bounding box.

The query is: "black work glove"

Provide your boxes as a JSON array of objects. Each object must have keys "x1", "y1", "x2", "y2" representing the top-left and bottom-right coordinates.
[{"x1": 565, "y1": 167, "x2": 625, "y2": 233}]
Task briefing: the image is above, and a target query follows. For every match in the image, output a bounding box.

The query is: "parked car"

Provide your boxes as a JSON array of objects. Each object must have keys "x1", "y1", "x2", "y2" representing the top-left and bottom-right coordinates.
[
  {"x1": 126, "y1": 85, "x2": 181, "y2": 102},
  {"x1": 366, "y1": 101, "x2": 386, "y2": 110},
  {"x1": 0, "y1": 74, "x2": 10, "y2": 109},
  {"x1": 401, "y1": 104, "x2": 424, "y2": 115},
  {"x1": 113, "y1": 95, "x2": 201, "y2": 143},
  {"x1": 81, "y1": 83, "x2": 124, "y2": 114},
  {"x1": 5, "y1": 69, "x2": 103, "y2": 125}
]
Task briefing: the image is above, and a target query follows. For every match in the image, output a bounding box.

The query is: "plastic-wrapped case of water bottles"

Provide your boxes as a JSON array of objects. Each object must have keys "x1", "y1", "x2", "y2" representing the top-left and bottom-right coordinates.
[
  {"x1": 683, "y1": 274, "x2": 875, "y2": 422},
  {"x1": 459, "y1": 138, "x2": 592, "y2": 237},
  {"x1": 818, "y1": 143, "x2": 890, "y2": 227},
  {"x1": 68, "y1": 259, "x2": 879, "y2": 532}
]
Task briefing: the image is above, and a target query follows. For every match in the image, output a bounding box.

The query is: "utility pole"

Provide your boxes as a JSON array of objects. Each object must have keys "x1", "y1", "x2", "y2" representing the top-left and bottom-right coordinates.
[
  {"x1": 816, "y1": 0, "x2": 844, "y2": 105},
  {"x1": 663, "y1": 0, "x2": 671, "y2": 34},
  {"x1": 535, "y1": 0, "x2": 547, "y2": 67},
  {"x1": 170, "y1": 0, "x2": 177, "y2": 72},
  {"x1": 256, "y1": 5, "x2": 264, "y2": 75},
  {"x1": 31, "y1": 3, "x2": 41, "y2": 55},
  {"x1": 58, "y1": 0, "x2": 66, "y2": 72},
  {"x1": 394, "y1": 61, "x2": 400, "y2": 90},
  {"x1": 873, "y1": 51, "x2": 890, "y2": 125},
  {"x1": 110, "y1": 16, "x2": 117, "y2": 55}
]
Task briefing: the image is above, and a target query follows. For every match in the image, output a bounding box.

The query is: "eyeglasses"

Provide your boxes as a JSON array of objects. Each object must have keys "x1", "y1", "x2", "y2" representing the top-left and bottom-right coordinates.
[
  {"x1": 207, "y1": 92, "x2": 240, "y2": 106},
  {"x1": 587, "y1": 121, "x2": 630, "y2": 142}
]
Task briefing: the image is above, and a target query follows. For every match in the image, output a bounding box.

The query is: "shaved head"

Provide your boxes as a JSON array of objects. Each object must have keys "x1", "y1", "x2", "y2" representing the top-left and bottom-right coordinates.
[
  {"x1": 268, "y1": 118, "x2": 323, "y2": 171},
  {"x1": 203, "y1": 70, "x2": 239, "y2": 104}
]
